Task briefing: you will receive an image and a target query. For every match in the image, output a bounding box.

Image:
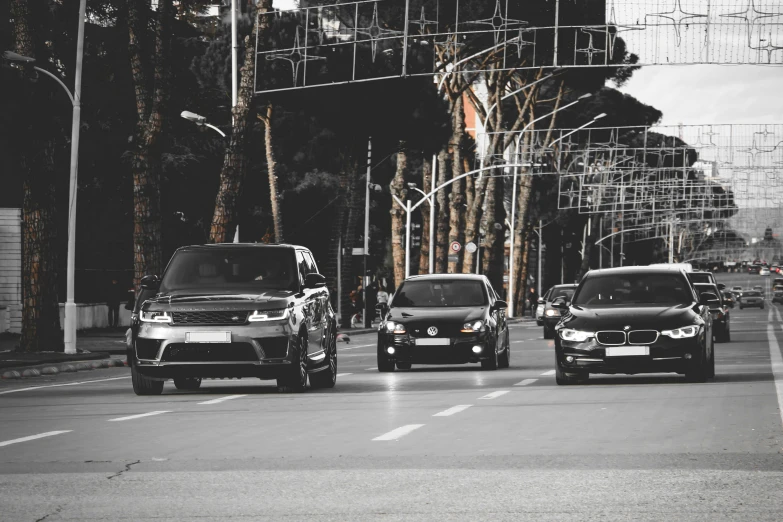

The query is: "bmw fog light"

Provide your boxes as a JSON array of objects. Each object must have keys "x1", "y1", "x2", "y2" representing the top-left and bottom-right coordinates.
[
  {"x1": 386, "y1": 347, "x2": 396, "y2": 355},
  {"x1": 565, "y1": 356, "x2": 575, "y2": 363},
  {"x1": 684, "y1": 353, "x2": 692, "y2": 360},
  {"x1": 472, "y1": 345, "x2": 482, "y2": 354}
]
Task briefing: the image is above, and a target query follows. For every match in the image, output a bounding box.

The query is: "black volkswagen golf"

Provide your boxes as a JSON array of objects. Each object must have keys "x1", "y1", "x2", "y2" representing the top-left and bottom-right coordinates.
[
  {"x1": 554, "y1": 266, "x2": 716, "y2": 385},
  {"x1": 376, "y1": 274, "x2": 510, "y2": 371}
]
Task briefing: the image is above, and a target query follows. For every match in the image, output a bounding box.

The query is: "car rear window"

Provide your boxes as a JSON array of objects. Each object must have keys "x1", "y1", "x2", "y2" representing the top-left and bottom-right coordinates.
[
  {"x1": 550, "y1": 288, "x2": 575, "y2": 301},
  {"x1": 392, "y1": 279, "x2": 487, "y2": 307},
  {"x1": 573, "y1": 273, "x2": 693, "y2": 306},
  {"x1": 160, "y1": 248, "x2": 298, "y2": 293},
  {"x1": 744, "y1": 291, "x2": 761, "y2": 297}
]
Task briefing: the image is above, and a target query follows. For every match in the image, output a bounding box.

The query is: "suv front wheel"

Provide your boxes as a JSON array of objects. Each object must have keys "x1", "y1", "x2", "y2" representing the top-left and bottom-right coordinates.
[
  {"x1": 131, "y1": 351, "x2": 164, "y2": 396},
  {"x1": 277, "y1": 333, "x2": 308, "y2": 393}
]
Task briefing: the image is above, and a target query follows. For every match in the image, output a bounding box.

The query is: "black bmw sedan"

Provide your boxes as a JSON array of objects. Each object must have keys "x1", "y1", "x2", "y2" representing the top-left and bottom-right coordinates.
[
  {"x1": 376, "y1": 274, "x2": 509, "y2": 371},
  {"x1": 554, "y1": 266, "x2": 716, "y2": 385}
]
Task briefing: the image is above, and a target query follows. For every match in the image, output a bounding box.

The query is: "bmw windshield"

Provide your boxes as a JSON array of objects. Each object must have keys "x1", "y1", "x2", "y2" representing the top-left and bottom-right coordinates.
[
  {"x1": 573, "y1": 273, "x2": 694, "y2": 307},
  {"x1": 391, "y1": 280, "x2": 487, "y2": 307}
]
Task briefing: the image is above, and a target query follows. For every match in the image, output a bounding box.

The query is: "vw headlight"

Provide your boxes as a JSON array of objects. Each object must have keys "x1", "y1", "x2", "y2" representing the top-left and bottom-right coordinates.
[
  {"x1": 461, "y1": 320, "x2": 486, "y2": 333},
  {"x1": 248, "y1": 308, "x2": 290, "y2": 322},
  {"x1": 140, "y1": 311, "x2": 172, "y2": 324},
  {"x1": 559, "y1": 329, "x2": 594, "y2": 342},
  {"x1": 385, "y1": 321, "x2": 406, "y2": 334},
  {"x1": 545, "y1": 309, "x2": 560, "y2": 317},
  {"x1": 661, "y1": 326, "x2": 699, "y2": 339}
]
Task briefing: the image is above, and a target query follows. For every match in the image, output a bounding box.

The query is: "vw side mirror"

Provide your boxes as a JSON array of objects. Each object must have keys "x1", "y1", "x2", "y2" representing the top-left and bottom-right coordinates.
[
  {"x1": 552, "y1": 297, "x2": 568, "y2": 309},
  {"x1": 303, "y1": 273, "x2": 326, "y2": 289},
  {"x1": 140, "y1": 274, "x2": 160, "y2": 290},
  {"x1": 492, "y1": 300, "x2": 508, "y2": 311}
]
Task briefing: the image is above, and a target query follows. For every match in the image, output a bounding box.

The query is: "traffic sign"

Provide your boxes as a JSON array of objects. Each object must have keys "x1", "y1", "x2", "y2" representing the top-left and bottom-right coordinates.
[
  {"x1": 465, "y1": 241, "x2": 477, "y2": 253},
  {"x1": 449, "y1": 241, "x2": 462, "y2": 253}
]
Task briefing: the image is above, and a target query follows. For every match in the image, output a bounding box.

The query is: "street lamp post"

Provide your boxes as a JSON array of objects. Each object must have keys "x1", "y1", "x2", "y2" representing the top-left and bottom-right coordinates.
[
  {"x1": 4, "y1": 0, "x2": 87, "y2": 354},
  {"x1": 181, "y1": 111, "x2": 227, "y2": 137}
]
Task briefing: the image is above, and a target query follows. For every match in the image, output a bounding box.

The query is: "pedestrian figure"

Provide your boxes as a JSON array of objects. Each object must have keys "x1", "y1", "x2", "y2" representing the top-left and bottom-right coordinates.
[
  {"x1": 527, "y1": 287, "x2": 538, "y2": 318},
  {"x1": 107, "y1": 278, "x2": 124, "y2": 328}
]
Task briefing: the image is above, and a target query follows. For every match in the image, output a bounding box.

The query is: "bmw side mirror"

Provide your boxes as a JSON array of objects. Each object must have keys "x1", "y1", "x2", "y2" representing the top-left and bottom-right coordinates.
[
  {"x1": 303, "y1": 273, "x2": 326, "y2": 289},
  {"x1": 717, "y1": 283, "x2": 725, "y2": 290},
  {"x1": 699, "y1": 292, "x2": 718, "y2": 306},
  {"x1": 140, "y1": 274, "x2": 160, "y2": 290},
  {"x1": 492, "y1": 300, "x2": 508, "y2": 311}
]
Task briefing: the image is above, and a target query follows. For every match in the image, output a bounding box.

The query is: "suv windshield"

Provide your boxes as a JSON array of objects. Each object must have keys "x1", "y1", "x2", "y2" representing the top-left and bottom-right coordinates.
[
  {"x1": 160, "y1": 248, "x2": 298, "y2": 293},
  {"x1": 573, "y1": 273, "x2": 693, "y2": 306},
  {"x1": 392, "y1": 279, "x2": 487, "y2": 307}
]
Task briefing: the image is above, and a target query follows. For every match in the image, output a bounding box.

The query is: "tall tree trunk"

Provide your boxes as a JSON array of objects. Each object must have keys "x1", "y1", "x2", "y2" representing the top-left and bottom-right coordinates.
[
  {"x1": 128, "y1": 0, "x2": 172, "y2": 288},
  {"x1": 257, "y1": 102, "x2": 283, "y2": 242},
  {"x1": 340, "y1": 155, "x2": 361, "y2": 328},
  {"x1": 208, "y1": 33, "x2": 257, "y2": 243},
  {"x1": 418, "y1": 159, "x2": 432, "y2": 275},
  {"x1": 512, "y1": 173, "x2": 534, "y2": 311},
  {"x1": 482, "y1": 170, "x2": 506, "y2": 290},
  {"x1": 390, "y1": 141, "x2": 408, "y2": 287},
  {"x1": 517, "y1": 233, "x2": 533, "y2": 315},
  {"x1": 447, "y1": 96, "x2": 466, "y2": 273},
  {"x1": 12, "y1": 0, "x2": 62, "y2": 352},
  {"x1": 435, "y1": 148, "x2": 450, "y2": 273}
]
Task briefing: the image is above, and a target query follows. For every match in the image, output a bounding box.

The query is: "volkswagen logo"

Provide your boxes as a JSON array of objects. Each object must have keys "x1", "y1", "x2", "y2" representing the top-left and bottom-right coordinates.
[
  {"x1": 623, "y1": 325, "x2": 631, "y2": 331},
  {"x1": 427, "y1": 326, "x2": 438, "y2": 336}
]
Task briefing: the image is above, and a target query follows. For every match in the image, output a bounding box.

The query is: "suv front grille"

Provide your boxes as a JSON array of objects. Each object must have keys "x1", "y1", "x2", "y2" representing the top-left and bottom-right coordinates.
[
  {"x1": 596, "y1": 331, "x2": 625, "y2": 345},
  {"x1": 161, "y1": 343, "x2": 258, "y2": 362},
  {"x1": 627, "y1": 330, "x2": 658, "y2": 344},
  {"x1": 171, "y1": 311, "x2": 249, "y2": 326}
]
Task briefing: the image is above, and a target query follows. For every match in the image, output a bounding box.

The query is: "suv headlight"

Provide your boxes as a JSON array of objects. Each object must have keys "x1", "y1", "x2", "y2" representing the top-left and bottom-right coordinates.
[
  {"x1": 140, "y1": 311, "x2": 172, "y2": 324},
  {"x1": 461, "y1": 320, "x2": 486, "y2": 333},
  {"x1": 545, "y1": 309, "x2": 560, "y2": 317},
  {"x1": 559, "y1": 329, "x2": 594, "y2": 342},
  {"x1": 661, "y1": 326, "x2": 699, "y2": 339},
  {"x1": 384, "y1": 321, "x2": 406, "y2": 334},
  {"x1": 249, "y1": 308, "x2": 290, "y2": 322}
]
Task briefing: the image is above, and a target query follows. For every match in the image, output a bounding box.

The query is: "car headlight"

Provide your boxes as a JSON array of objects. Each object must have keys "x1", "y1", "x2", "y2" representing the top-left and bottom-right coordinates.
[
  {"x1": 140, "y1": 311, "x2": 172, "y2": 324},
  {"x1": 461, "y1": 320, "x2": 486, "y2": 333},
  {"x1": 559, "y1": 329, "x2": 594, "y2": 342},
  {"x1": 384, "y1": 321, "x2": 406, "y2": 334},
  {"x1": 248, "y1": 308, "x2": 290, "y2": 322},
  {"x1": 661, "y1": 326, "x2": 699, "y2": 339},
  {"x1": 545, "y1": 309, "x2": 560, "y2": 317}
]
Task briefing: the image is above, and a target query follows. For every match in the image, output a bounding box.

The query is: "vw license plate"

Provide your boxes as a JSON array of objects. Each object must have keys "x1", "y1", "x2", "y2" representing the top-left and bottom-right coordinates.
[
  {"x1": 605, "y1": 346, "x2": 649, "y2": 357},
  {"x1": 415, "y1": 338, "x2": 450, "y2": 346},
  {"x1": 186, "y1": 331, "x2": 231, "y2": 343}
]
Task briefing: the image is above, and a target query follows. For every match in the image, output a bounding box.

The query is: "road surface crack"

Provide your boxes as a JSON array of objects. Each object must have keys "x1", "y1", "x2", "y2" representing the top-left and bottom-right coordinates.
[
  {"x1": 34, "y1": 505, "x2": 63, "y2": 522},
  {"x1": 107, "y1": 460, "x2": 141, "y2": 480}
]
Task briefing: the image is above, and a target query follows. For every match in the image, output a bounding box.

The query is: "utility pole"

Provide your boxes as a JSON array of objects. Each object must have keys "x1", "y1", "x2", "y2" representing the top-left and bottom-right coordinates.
[
  {"x1": 231, "y1": 0, "x2": 238, "y2": 108},
  {"x1": 429, "y1": 155, "x2": 436, "y2": 274},
  {"x1": 363, "y1": 137, "x2": 372, "y2": 327}
]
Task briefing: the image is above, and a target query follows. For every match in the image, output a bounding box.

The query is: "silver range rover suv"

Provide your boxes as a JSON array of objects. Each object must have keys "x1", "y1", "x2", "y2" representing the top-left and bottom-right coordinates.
[{"x1": 128, "y1": 244, "x2": 338, "y2": 395}]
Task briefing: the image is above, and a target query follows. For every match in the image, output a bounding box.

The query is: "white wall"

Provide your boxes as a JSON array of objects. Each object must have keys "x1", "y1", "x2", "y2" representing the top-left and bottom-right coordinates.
[
  {"x1": 0, "y1": 208, "x2": 22, "y2": 333},
  {"x1": 58, "y1": 303, "x2": 133, "y2": 330}
]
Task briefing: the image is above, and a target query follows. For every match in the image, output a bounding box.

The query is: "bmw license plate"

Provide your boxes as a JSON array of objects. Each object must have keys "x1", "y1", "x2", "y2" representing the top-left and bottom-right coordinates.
[
  {"x1": 605, "y1": 346, "x2": 649, "y2": 357},
  {"x1": 415, "y1": 338, "x2": 450, "y2": 346},
  {"x1": 186, "y1": 331, "x2": 231, "y2": 343}
]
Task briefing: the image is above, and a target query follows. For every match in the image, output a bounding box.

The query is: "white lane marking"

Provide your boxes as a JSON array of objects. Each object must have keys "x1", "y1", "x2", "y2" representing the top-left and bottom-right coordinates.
[
  {"x1": 108, "y1": 411, "x2": 171, "y2": 422},
  {"x1": 433, "y1": 404, "x2": 472, "y2": 417},
  {"x1": 373, "y1": 424, "x2": 425, "y2": 441},
  {"x1": 198, "y1": 395, "x2": 247, "y2": 405},
  {"x1": 514, "y1": 379, "x2": 537, "y2": 386},
  {"x1": 540, "y1": 370, "x2": 556, "y2": 376},
  {"x1": 768, "y1": 309, "x2": 783, "y2": 432},
  {"x1": 336, "y1": 373, "x2": 353, "y2": 377},
  {"x1": 0, "y1": 376, "x2": 131, "y2": 396},
  {"x1": 342, "y1": 343, "x2": 375, "y2": 349},
  {"x1": 365, "y1": 367, "x2": 378, "y2": 371},
  {"x1": 511, "y1": 340, "x2": 526, "y2": 344},
  {"x1": 479, "y1": 390, "x2": 510, "y2": 400},
  {"x1": 0, "y1": 430, "x2": 72, "y2": 448}
]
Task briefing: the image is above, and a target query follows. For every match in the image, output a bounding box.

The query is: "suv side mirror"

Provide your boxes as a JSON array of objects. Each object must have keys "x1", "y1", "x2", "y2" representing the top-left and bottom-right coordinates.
[
  {"x1": 303, "y1": 273, "x2": 326, "y2": 289},
  {"x1": 140, "y1": 275, "x2": 160, "y2": 290},
  {"x1": 699, "y1": 292, "x2": 719, "y2": 307},
  {"x1": 491, "y1": 299, "x2": 508, "y2": 311},
  {"x1": 552, "y1": 297, "x2": 569, "y2": 309}
]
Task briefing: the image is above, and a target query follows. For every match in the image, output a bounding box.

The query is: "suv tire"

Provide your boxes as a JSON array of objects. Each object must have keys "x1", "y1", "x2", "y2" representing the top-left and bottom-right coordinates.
[
  {"x1": 277, "y1": 333, "x2": 308, "y2": 393},
  {"x1": 131, "y1": 355, "x2": 164, "y2": 396},
  {"x1": 481, "y1": 347, "x2": 498, "y2": 370},
  {"x1": 377, "y1": 347, "x2": 395, "y2": 372},
  {"x1": 310, "y1": 331, "x2": 337, "y2": 389}
]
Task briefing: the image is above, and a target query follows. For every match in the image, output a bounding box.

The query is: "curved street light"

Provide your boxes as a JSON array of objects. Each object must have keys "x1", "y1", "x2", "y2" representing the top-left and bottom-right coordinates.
[{"x1": 181, "y1": 110, "x2": 227, "y2": 138}]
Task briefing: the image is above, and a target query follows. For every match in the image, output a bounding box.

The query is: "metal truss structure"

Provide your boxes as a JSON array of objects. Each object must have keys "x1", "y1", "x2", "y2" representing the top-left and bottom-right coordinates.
[{"x1": 255, "y1": 0, "x2": 783, "y2": 93}]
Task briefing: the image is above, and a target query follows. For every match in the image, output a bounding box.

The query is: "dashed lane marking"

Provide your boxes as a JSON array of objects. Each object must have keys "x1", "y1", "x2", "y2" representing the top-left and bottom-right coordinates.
[
  {"x1": 373, "y1": 424, "x2": 425, "y2": 441},
  {"x1": 198, "y1": 395, "x2": 247, "y2": 405},
  {"x1": 433, "y1": 404, "x2": 472, "y2": 417},
  {"x1": 0, "y1": 430, "x2": 72, "y2": 448},
  {"x1": 540, "y1": 370, "x2": 556, "y2": 376},
  {"x1": 336, "y1": 373, "x2": 353, "y2": 377},
  {"x1": 479, "y1": 390, "x2": 510, "y2": 400},
  {"x1": 0, "y1": 376, "x2": 131, "y2": 396},
  {"x1": 108, "y1": 411, "x2": 171, "y2": 422},
  {"x1": 514, "y1": 379, "x2": 538, "y2": 386}
]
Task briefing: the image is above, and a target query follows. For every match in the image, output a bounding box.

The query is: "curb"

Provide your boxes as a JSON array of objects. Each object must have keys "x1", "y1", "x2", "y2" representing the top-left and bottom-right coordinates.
[{"x1": 0, "y1": 357, "x2": 127, "y2": 380}]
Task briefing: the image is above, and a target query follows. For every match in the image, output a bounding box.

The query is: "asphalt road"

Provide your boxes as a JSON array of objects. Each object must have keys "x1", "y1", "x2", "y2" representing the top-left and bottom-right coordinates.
[{"x1": 1, "y1": 295, "x2": 783, "y2": 520}]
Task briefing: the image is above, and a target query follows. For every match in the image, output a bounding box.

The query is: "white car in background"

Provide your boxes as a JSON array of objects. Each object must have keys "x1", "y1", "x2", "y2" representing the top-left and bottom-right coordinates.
[
  {"x1": 760, "y1": 267, "x2": 770, "y2": 276},
  {"x1": 536, "y1": 288, "x2": 551, "y2": 326}
]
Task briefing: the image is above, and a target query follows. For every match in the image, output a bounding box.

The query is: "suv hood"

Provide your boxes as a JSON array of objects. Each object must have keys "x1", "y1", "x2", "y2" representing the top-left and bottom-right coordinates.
[
  {"x1": 143, "y1": 289, "x2": 296, "y2": 312},
  {"x1": 562, "y1": 304, "x2": 700, "y2": 331}
]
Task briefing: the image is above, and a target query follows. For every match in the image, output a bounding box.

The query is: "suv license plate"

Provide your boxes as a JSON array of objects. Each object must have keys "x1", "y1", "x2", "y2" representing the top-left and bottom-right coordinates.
[
  {"x1": 186, "y1": 332, "x2": 231, "y2": 343},
  {"x1": 605, "y1": 346, "x2": 649, "y2": 357}
]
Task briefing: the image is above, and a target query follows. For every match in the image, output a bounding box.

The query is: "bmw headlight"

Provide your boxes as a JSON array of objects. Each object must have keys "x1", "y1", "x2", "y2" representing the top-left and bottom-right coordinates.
[
  {"x1": 661, "y1": 326, "x2": 699, "y2": 339},
  {"x1": 248, "y1": 308, "x2": 289, "y2": 322},
  {"x1": 545, "y1": 309, "x2": 560, "y2": 317},
  {"x1": 461, "y1": 320, "x2": 486, "y2": 333},
  {"x1": 140, "y1": 311, "x2": 172, "y2": 324},
  {"x1": 384, "y1": 321, "x2": 406, "y2": 334},
  {"x1": 559, "y1": 329, "x2": 594, "y2": 342}
]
